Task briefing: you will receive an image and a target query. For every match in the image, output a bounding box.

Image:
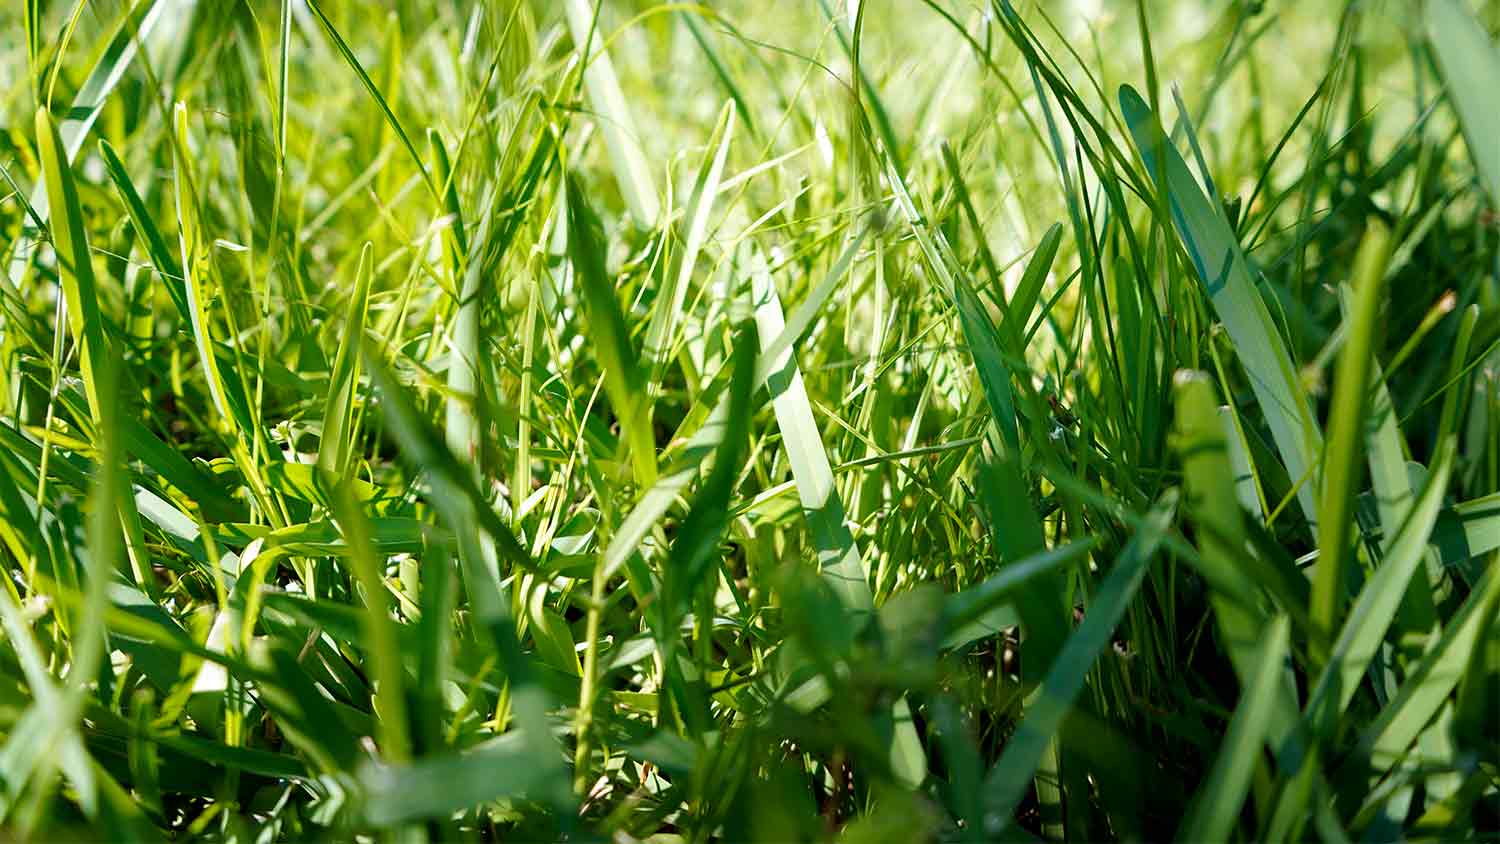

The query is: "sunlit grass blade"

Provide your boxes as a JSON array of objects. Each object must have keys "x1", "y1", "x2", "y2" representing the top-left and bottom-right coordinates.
[
  {"x1": 563, "y1": 0, "x2": 659, "y2": 226},
  {"x1": 644, "y1": 101, "x2": 735, "y2": 379},
  {"x1": 1122, "y1": 85, "x2": 1324, "y2": 530},
  {"x1": 1427, "y1": 0, "x2": 1500, "y2": 203},
  {"x1": 304, "y1": 0, "x2": 434, "y2": 196},
  {"x1": 567, "y1": 175, "x2": 658, "y2": 486},
  {"x1": 35, "y1": 107, "x2": 153, "y2": 595},
  {"x1": 748, "y1": 248, "x2": 869, "y2": 614},
  {"x1": 1313, "y1": 222, "x2": 1393, "y2": 645},
  {"x1": 317, "y1": 243, "x2": 373, "y2": 477}
]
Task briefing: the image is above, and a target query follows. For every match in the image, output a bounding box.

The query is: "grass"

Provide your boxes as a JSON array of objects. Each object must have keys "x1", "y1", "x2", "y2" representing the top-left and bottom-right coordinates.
[{"x1": 0, "y1": 0, "x2": 1498, "y2": 840}]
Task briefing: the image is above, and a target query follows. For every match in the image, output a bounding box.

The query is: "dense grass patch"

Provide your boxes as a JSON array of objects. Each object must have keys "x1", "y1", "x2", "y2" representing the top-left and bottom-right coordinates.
[{"x1": 1, "y1": 0, "x2": 1497, "y2": 840}]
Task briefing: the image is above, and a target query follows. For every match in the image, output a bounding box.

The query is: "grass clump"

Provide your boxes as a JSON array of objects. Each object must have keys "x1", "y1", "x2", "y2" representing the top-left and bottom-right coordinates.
[{"x1": 0, "y1": 0, "x2": 1497, "y2": 840}]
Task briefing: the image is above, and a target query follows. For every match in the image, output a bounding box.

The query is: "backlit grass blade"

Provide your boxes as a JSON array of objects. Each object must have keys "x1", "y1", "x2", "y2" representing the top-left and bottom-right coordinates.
[
  {"x1": 1122, "y1": 85, "x2": 1324, "y2": 530},
  {"x1": 317, "y1": 243, "x2": 373, "y2": 478},
  {"x1": 564, "y1": 0, "x2": 659, "y2": 226},
  {"x1": 981, "y1": 492, "x2": 1174, "y2": 837},
  {"x1": 172, "y1": 102, "x2": 254, "y2": 441},
  {"x1": 331, "y1": 484, "x2": 410, "y2": 763},
  {"x1": 1313, "y1": 223, "x2": 1393, "y2": 644},
  {"x1": 748, "y1": 248, "x2": 869, "y2": 614},
  {"x1": 97, "y1": 139, "x2": 191, "y2": 324},
  {"x1": 305, "y1": 0, "x2": 434, "y2": 196},
  {"x1": 36, "y1": 107, "x2": 153, "y2": 595},
  {"x1": 6, "y1": 0, "x2": 186, "y2": 288},
  {"x1": 644, "y1": 101, "x2": 734, "y2": 379},
  {"x1": 1427, "y1": 0, "x2": 1500, "y2": 203}
]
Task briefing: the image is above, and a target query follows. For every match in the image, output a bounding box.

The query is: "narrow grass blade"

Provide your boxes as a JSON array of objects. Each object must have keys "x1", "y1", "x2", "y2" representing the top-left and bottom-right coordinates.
[
  {"x1": 1306, "y1": 439, "x2": 1456, "y2": 734},
  {"x1": 332, "y1": 484, "x2": 410, "y2": 763},
  {"x1": 1122, "y1": 86, "x2": 1323, "y2": 530},
  {"x1": 982, "y1": 492, "x2": 1175, "y2": 836},
  {"x1": 567, "y1": 175, "x2": 657, "y2": 486},
  {"x1": 644, "y1": 101, "x2": 735, "y2": 377},
  {"x1": 1313, "y1": 222, "x2": 1393, "y2": 642},
  {"x1": 318, "y1": 243, "x2": 374, "y2": 477},
  {"x1": 748, "y1": 248, "x2": 869, "y2": 614},
  {"x1": 6, "y1": 0, "x2": 186, "y2": 288},
  {"x1": 1177, "y1": 615, "x2": 1291, "y2": 843},
  {"x1": 304, "y1": 0, "x2": 434, "y2": 196},
  {"x1": 36, "y1": 107, "x2": 153, "y2": 594},
  {"x1": 1353, "y1": 566, "x2": 1500, "y2": 775}
]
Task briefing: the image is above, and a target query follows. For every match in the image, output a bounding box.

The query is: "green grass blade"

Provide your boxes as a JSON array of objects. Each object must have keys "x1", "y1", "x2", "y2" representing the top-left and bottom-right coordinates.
[
  {"x1": 1306, "y1": 438, "x2": 1456, "y2": 734},
  {"x1": 644, "y1": 101, "x2": 735, "y2": 378},
  {"x1": 1121, "y1": 85, "x2": 1323, "y2": 530},
  {"x1": 1427, "y1": 0, "x2": 1500, "y2": 203},
  {"x1": 1354, "y1": 566, "x2": 1500, "y2": 775},
  {"x1": 567, "y1": 175, "x2": 658, "y2": 486},
  {"x1": 1313, "y1": 223, "x2": 1393, "y2": 643},
  {"x1": 304, "y1": 0, "x2": 434, "y2": 196},
  {"x1": 564, "y1": 0, "x2": 659, "y2": 226},
  {"x1": 981, "y1": 492, "x2": 1175, "y2": 836},
  {"x1": 1177, "y1": 615, "x2": 1292, "y2": 843},
  {"x1": 748, "y1": 248, "x2": 869, "y2": 614},
  {"x1": 317, "y1": 243, "x2": 373, "y2": 477}
]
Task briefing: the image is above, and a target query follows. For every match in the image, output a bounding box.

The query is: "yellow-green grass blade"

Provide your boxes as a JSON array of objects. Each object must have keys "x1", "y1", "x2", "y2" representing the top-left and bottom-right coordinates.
[
  {"x1": 1313, "y1": 223, "x2": 1393, "y2": 644},
  {"x1": 317, "y1": 243, "x2": 374, "y2": 478},
  {"x1": 567, "y1": 175, "x2": 658, "y2": 486},
  {"x1": 363, "y1": 345, "x2": 573, "y2": 813},
  {"x1": 172, "y1": 102, "x2": 254, "y2": 440},
  {"x1": 305, "y1": 0, "x2": 434, "y2": 197},
  {"x1": 97, "y1": 139, "x2": 191, "y2": 324},
  {"x1": 35, "y1": 107, "x2": 153, "y2": 596},
  {"x1": 6, "y1": 0, "x2": 187, "y2": 289},
  {"x1": 644, "y1": 100, "x2": 735, "y2": 381},
  {"x1": 564, "y1": 0, "x2": 660, "y2": 227},
  {"x1": 331, "y1": 484, "x2": 410, "y2": 764}
]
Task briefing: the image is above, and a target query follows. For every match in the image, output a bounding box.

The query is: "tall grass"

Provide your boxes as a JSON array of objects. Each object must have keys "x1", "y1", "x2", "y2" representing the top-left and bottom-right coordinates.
[{"x1": 0, "y1": 0, "x2": 1497, "y2": 840}]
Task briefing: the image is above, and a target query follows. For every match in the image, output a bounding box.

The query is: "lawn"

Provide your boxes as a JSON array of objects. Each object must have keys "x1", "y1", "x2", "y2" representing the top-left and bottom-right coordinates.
[{"x1": 0, "y1": 0, "x2": 1497, "y2": 840}]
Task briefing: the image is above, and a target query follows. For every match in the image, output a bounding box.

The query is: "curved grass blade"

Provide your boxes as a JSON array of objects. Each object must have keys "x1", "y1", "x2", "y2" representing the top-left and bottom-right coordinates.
[{"x1": 36, "y1": 107, "x2": 153, "y2": 595}]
